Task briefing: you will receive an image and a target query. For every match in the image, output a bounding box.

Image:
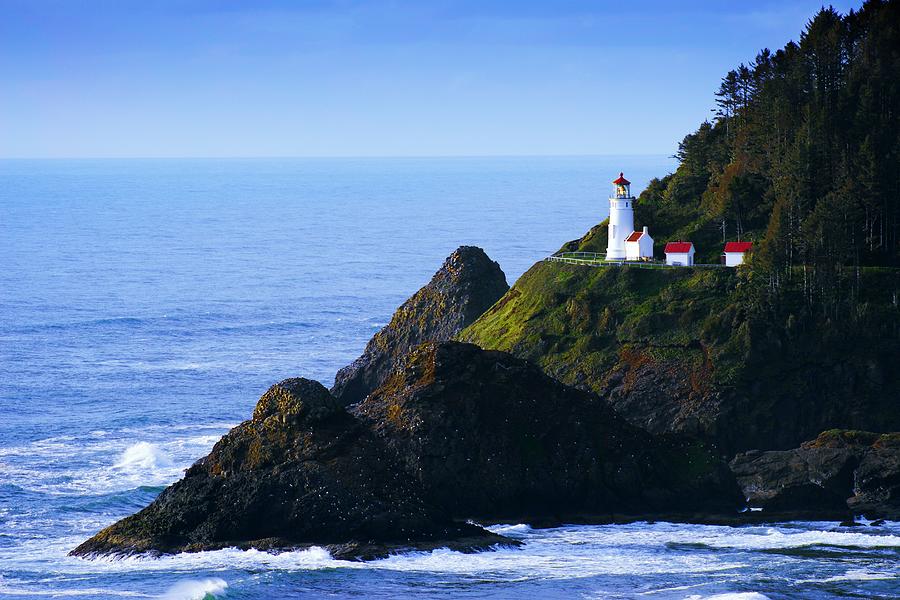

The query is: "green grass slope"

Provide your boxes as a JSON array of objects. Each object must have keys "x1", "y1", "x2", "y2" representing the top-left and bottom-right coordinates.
[{"x1": 460, "y1": 251, "x2": 900, "y2": 456}]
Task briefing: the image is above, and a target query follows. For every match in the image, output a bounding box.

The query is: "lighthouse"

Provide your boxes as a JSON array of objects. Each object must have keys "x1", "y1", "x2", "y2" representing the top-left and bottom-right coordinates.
[{"x1": 606, "y1": 172, "x2": 634, "y2": 260}]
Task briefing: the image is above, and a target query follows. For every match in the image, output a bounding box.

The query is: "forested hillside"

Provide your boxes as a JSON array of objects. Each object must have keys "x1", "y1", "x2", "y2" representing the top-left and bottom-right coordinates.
[{"x1": 633, "y1": 1, "x2": 899, "y2": 311}]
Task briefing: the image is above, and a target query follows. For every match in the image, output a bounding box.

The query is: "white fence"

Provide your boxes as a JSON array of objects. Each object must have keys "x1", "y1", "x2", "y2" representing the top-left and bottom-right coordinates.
[{"x1": 545, "y1": 252, "x2": 729, "y2": 269}]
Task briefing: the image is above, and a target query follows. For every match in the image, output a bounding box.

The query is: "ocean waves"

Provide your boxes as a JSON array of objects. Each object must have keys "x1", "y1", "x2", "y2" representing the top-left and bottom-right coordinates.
[
  {"x1": 4, "y1": 521, "x2": 897, "y2": 599},
  {"x1": 0, "y1": 423, "x2": 231, "y2": 496}
]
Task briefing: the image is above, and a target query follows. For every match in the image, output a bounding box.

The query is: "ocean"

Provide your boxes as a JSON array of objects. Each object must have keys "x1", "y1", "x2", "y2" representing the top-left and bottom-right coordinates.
[{"x1": 1, "y1": 157, "x2": 898, "y2": 599}]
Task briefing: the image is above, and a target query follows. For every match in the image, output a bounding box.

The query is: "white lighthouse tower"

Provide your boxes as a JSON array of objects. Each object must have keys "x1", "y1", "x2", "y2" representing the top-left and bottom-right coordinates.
[{"x1": 606, "y1": 172, "x2": 635, "y2": 260}]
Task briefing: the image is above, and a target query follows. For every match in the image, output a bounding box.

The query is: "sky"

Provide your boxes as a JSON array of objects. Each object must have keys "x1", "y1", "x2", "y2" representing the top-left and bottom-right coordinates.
[{"x1": 0, "y1": 0, "x2": 862, "y2": 158}]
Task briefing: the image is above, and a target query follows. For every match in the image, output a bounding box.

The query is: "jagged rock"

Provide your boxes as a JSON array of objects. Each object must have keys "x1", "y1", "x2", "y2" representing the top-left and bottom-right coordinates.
[
  {"x1": 730, "y1": 430, "x2": 900, "y2": 519},
  {"x1": 728, "y1": 448, "x2": 858, "y2": 514},
  {"x1": 354, "y1": 341, "x2": 743, "y2": 521},
  {"x1": 332, "y1": 246, "x2": 508, "y2": 405},
  {"x1": 846, "y1": 449, "x2": 900, "y2": 518},
  {"x1": 70, "y1": 378, "x2": 510, "y2": 560}
]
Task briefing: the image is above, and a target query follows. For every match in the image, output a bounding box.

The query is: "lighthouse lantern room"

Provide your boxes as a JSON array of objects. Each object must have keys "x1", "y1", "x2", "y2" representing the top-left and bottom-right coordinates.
[{"x1": 606, "y1": 172, "x2": 635, "y2": 260}]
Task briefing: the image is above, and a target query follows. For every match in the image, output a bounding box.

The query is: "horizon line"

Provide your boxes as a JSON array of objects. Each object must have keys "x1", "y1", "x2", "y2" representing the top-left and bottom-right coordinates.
[{"x1": 0, "y1": 152, "x2": 677, "y2": 161}]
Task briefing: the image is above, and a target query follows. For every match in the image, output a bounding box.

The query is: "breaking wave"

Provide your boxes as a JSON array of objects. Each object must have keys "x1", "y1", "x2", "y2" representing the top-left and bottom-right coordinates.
[{"x1": 160, "y1": 578, "x2": 228, "y2": 600}]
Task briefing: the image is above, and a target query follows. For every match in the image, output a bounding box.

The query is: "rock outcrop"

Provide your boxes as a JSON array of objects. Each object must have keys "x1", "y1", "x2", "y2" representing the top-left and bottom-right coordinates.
[
  {"x1": 71, "y1": 378, "x2": 509, "y2": 560},
  {"x1": 730, "y1": 430, "x2": 900, "y2": 519},
  {"x1": 73, "y1": 342, "x2": 745, "y2": 560},
  {"x1": 332, "y1": 246, "x2": 508, "y2": 406},
  {"x1": 354, "y1": 341, "x2": 743, "y2": 521}
]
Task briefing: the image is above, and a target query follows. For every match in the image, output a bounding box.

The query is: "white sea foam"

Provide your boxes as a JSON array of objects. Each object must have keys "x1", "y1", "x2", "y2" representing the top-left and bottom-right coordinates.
[
  {"x1": 42, "y1": 521, "x2": 899, "y2": 581},
  {"x1": 160, "y1": 578, "x2": 228, "y2": 600},
  {"x1": 33, "y1": 545, "x2": 335, "y2": 582},
  {"x1": 0, "y1": 424, "x2": 233, "y2": 495},
  {"x1": 686, "y1": 594, "x2": 770, "y2": 600},
  {"x1": 42, "y1": 532, "x2": 741, "y2": 581},
  {"x1": 688, "y1": 525, "x2": 900, "y2": 550},
  {"x1": 798, "y1": 568, "x2": 898, "y2": 583},
  {"x1": 0, "y1": 577, "x2": 147, "y2": 597},
  {"x1": 488, "y1": 523, "x2": 533, "y2": 536},
  {"x1": 114, "y1": 442, "x2": 174, "y2": 472},
  {"x1": 510, "y1": 521, "x2": 900, "y2": 552}
]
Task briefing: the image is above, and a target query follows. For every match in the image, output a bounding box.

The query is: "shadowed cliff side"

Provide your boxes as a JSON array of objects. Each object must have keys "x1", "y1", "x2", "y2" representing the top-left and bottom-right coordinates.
[
  {"x1": 70, "y1": 378, "x2": 509, "y2": 560},
  {"x1": 354, "y1": 341, "x2": 743, "y2": 521},
  {"x1": 332, "y1": 246, "x2": 508, "y2": 405}
]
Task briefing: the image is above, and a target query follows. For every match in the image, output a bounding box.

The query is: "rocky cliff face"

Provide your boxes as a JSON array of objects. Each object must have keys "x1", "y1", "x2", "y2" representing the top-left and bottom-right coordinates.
[
  {"x1": 354, "y1": 341, "x2": 742, "y2": 521},
  {"x1": 73, "y1": 342, "x2": 743, "y2": 560},
  {"x1": 71, "y1": 378, "x2": 508, "y2": 560},
  {"x1": 730, "y1": 430, "x2": 900, "y2": 520},
  {"x1": 332, "y1": 246, "x2": 508, "y2": 405},
  {"x1": 460, "y1": 256, "x2": 900, "y2": 456}
]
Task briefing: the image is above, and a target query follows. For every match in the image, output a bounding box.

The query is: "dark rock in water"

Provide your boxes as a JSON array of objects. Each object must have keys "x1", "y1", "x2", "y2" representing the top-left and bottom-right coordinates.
[
  {"x1": 728, "y1": 448, "x2": 858, "y2": 513},
  {"x1": 730, "y1": 430, "x2": 900, "y2": 520},
  {"x1": 70, "y1": 378, "x2": 510, "y2": 559},
  {"x1": 332, "y1": 246, "x2": 508, "y2": 406},
  {"x1": 353, "y1": 341, "x2": 743, "y2": 521},
  {"x1": 847, "y1": 447, "x2": 900, "y2": 518}
]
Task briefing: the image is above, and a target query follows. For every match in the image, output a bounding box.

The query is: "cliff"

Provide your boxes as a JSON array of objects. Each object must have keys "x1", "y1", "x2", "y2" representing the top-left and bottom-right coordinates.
[
  {"x1": 332, "y1": 246, "x2": 508, "y2": 405},
  {"x1": 460, "y1": 251, "x2": 900, "y2": 455}
]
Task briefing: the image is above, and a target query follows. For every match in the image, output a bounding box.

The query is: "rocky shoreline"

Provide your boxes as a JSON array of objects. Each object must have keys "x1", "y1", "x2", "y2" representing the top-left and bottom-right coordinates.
[{"x1": 72, "y1": 246, "x2": 900, "y2": 560}]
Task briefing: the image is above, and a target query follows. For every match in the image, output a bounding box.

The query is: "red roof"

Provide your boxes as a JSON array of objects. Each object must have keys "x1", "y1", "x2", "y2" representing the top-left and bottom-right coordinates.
[
  {"x1": 625, "y1": 231, "x2": 644, "y2": 242},
  {"x1": 613, "y1": 172, "x2": 630, "y2": 185},
  {"x1": 724, "y1": 241, "x2": 753, "y2": 253},
  {"x1": 665, "y1": 241, "x2": 694, "y2": 253}
]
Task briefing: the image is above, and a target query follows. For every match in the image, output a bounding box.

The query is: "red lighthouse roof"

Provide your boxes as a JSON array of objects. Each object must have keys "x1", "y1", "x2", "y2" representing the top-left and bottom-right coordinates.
[{"x1": 613, "y1": 172, "x2": 630, "y2": 185}]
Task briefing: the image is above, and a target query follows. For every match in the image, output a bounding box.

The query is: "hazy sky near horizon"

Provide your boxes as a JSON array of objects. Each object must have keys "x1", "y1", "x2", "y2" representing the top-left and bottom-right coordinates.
[{"x1": 1, "y1": 0, "x2": 861, "y2": 158}]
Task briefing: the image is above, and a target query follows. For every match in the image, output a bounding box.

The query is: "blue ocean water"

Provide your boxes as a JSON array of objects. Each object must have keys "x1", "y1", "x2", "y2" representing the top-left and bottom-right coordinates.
[{"x1": 1, "y1": 157, "x2": 898, "y2": 599}]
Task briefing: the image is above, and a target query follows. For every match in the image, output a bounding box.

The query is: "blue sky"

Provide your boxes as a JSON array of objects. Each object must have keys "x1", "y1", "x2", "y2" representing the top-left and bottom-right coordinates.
[{"x1": 0, "y1": 0, "x2": 861, "y2": 158}]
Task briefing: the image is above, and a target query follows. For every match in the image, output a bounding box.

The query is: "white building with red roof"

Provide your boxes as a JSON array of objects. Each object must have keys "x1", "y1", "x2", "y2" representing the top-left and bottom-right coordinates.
[
  {"x1": 723, "y1": 241, "x2": 753, "y2": 266},
  {"x1": 664, "y1": 241, "x2": 695, "y2": 266},
  {"x1": 625, "y1": 226, "x2": 654, "y2": 261}
]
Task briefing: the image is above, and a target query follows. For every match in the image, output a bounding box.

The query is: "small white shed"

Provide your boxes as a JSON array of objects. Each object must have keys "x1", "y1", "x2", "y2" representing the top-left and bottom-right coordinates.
[
  {"x1": 665, "y1": 241, "x2": 695, "y2": 266},
  {"x1": 625, "y1": 227, "x2": 654, "y2": 261},
  {"x1": 723, "y1": 242, "x2": 753, "y2": 267}
]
